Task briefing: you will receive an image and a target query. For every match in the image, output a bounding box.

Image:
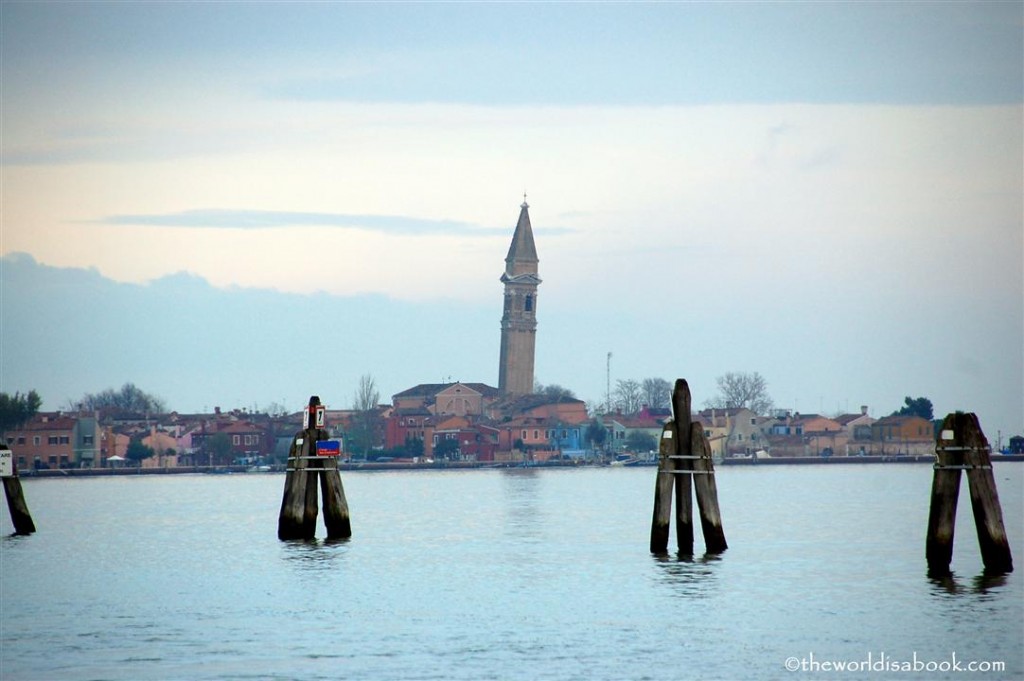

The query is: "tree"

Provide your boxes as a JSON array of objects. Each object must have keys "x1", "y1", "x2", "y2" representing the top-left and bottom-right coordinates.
[
  {"x1": 626, "y1": 430, "x2": 657, "y2": 453},
  {"x1": 534, "y1": 382, "x2": 577, "y2": 400},
  {"x1": 348, "y1": 374, "x2": 382, "y2": 458},
  {"x1": 585, "y1": 419, "x2": 607, "y2": 450},
  {"x1": 705, "y1": 371, "x2": 773, "y2": 415},
  {"x1": 203, "y1": 432, "x2": 234, "y2": 466},
  {"x1": 613, "y1": 379, "x2": 643, "y2": 415},
  {"x1": 262, "y1": 401, "x2": 289, "y2": 418},
  {"x1": 404, "y1": 436, "x2": 424, "y2": 458},
  {"x1": 893, "y1": 396, "x2": 933, "y2": 420},
  {"x1": 434, "y1": 438, "x2": 460, "y2": 460},
  {"x1": 126, "y1": 439, "x2": 155, "y2": 465},
  {"x1": 0, "y1": 390, "x2": 42, "y2": 435},
  {"x1": 76, "y1": 383, "x2": 167, "y2": 414},
  {"x1": 641, "y1": 378, "x2": 672, "y2": 410}
]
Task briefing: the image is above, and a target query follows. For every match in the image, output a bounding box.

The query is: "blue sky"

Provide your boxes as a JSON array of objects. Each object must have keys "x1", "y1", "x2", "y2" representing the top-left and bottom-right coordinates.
[{"x1": 2, "y1": 2, "x2": 1022, "y2": 439}]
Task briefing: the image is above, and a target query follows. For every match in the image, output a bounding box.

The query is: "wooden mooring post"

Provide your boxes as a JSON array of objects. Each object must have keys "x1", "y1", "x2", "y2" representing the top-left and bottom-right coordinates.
[
  {"x1": 2, "y1": 444, "x2": 36, "y2": 535},
  {"x1": 926, "y1": 412, "x2": 1012, "y2": 576},
  {"x1": 277, "y1": 396, "x2": 351, "y2": 541},
  {"x1": 650, "y1": 379, "x2": 727, "y2": 556}
]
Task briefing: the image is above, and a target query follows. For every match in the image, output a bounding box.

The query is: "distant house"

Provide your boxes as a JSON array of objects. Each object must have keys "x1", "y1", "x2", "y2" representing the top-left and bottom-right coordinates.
[
  {"x1": 102, "y1": 429, "x2": 131, "y2": 467},
  {"x1": 599, "y1": 416, "x2": 628, "y2": 453},
  {"x1": 385, "y1": 408, "x2": 435, "y2": 455},
  {"x1": 489, "y1": 393, "x2": 588, "y2": 424},
  {"x1": 834, "y1": 406, "x2": 876, "y2": 455},
  {"x1": 431, "y1": 416, "x2": 499, "y2": 461},
  {"x1": 141, "y1": 427, "x2": 180, "y2": 468},
  {"x1": 545, "y1": 420, "x2": 585, "y2": 453},
  {"x1": 696, "y1": 408, "x2": 763, "y2": 457},
  {"x1": 190, "y1": 419, "x2": 270, "y2": 465},
  {"x1": 870, "y1": 415, "x2": 934, "y2": 455},
  {"x1": 3, "y1": 412, "x2": 101, "y2": 469},
  {"x1": 612, "y1": 411, "x2": 665, "y2": 456},
  {"x1": 393, "y1": 382, "x2": 501, "y2": 417}
]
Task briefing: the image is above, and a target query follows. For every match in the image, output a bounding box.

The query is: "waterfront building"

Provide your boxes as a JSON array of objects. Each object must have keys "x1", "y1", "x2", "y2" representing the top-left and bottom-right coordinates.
[{"x1": 3, "y1": 411, "x2": 100, "y2": 469}]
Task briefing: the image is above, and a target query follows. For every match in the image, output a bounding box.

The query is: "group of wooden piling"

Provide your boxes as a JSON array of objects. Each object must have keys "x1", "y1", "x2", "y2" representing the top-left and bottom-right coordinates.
[
  {"x1": 650, "y1": 379, "x2": 727, "y2": 556},
  {"x1": 926, "y1": 411, "x2": 1013, "y2": 576},
  {"x1": 277, "y1": 396, "x2": 352, "y2": 541}
]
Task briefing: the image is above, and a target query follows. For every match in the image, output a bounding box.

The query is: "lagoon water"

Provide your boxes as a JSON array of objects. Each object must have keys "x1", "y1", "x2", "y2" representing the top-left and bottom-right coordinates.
[{"x1": 2, "y1": 464, "x2": 1022, "y2": 681}]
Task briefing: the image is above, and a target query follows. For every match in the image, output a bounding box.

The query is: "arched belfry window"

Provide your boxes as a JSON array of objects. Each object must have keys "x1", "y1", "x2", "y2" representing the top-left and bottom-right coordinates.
[{"x1": 524, "y1": 294, "x2": 533, "y2": 312}]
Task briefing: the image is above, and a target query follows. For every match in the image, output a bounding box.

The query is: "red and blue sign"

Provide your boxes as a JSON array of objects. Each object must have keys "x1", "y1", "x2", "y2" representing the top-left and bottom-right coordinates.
[{"x1": 316, "y1": 440, "x2": 341, "y2": 457}]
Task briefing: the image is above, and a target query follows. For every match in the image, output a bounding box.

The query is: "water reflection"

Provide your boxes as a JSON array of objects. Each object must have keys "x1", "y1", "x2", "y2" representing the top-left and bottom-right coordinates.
[
  {"x1": 652, "y1": 553, "x2": 722, "y2": 599},
  {"x1": 501, "y1": 468, "x2": 542, "y2": 540},
  {"x1": 928, "y1": 570, "x2": 1009, "y2": 598},
  {"x1": 280, "y1": 537, "x2": 348, "y2": 573}
]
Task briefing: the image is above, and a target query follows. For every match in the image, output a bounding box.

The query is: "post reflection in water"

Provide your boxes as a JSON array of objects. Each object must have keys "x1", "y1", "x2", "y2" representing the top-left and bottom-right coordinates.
[
  {"x1": 928, "y1": 570, "x2": 1010, "y2": 599},
  {"x1": 652, "y1": 553, "x2": 723, "y2": 600},
  {"x1": 280, "y1": 537, "x2": 349, "y2": 573}
]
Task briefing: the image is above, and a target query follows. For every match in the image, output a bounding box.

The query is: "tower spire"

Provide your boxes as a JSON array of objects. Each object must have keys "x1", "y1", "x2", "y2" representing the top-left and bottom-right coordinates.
[{"x1": 498, "y1": 197, "x2": 541, "y2": 396}]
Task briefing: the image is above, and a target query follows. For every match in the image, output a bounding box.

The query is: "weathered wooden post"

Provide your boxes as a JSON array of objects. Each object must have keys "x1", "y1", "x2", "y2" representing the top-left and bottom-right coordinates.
[
  {"x1": 927, "y1": 412, "x2": 1012, "y2": 575},
  {"x1": 278, "y1": 396, "x2": 351, "y2": 540},
  {"x1": 318, "y1": 438, "x2": 351, "y2": 540},
  {"x1": 672, "y1": 382, "x2": 695, "y2": 555},
  {"x1": 650, "y1": 421, "x2": 677, "y2": 553},
  {"x1": 2, "y1": 444, "x2": 36, "y2": 535},
  {"x1": 650, "y1": 379, "x2": 727, "y2": 556},
  {"x1": 691, "y1": 421, "x2": 728, "y2": 554}
]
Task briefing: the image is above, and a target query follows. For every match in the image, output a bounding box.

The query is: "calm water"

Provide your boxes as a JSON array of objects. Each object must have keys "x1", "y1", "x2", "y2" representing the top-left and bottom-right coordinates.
[{"x1": 2, "y1": 464, "x2": 1022, "y2": 681}]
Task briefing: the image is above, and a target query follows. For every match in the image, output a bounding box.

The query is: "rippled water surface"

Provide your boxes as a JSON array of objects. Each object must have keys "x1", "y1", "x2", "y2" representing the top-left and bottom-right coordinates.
[{"x1": 2, "y1": 464, "x2": 1022, "y2": 680}]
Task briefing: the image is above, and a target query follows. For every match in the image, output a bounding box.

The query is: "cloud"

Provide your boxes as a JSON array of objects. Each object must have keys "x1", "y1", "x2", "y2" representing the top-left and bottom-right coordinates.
[
  {"x1": 100, "y1": 209, "x2": 502, "y2": 235},
  {"x1": 98, "y1": 209, "x2": 575, "y2": 238}
]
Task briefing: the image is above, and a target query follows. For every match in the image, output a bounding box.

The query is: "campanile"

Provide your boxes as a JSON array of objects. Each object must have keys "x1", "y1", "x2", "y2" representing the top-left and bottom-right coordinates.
[{"x1": 498, "y1": 198, "x2": 541, "y2": 396}]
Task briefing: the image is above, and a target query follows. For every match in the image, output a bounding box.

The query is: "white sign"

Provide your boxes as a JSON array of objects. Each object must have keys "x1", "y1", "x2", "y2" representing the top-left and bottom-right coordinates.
[
  {"x1": 0, "y1": 449, "x2": 13, "y2": 478},
  {"x1": 303, "y1": 409, "x2": 310, "y2": 430},
  {"x1": 315, "y1": 406, "x2": 326, "y2": 429}
]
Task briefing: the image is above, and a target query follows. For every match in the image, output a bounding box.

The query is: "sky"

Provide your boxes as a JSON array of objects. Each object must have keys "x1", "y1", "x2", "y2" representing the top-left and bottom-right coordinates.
[{"x1": 2, "y1": 2, "x2": 1022, "y2": 441}]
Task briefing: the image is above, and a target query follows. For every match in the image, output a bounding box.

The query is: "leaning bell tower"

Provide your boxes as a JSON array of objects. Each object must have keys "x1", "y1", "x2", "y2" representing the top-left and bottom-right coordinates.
[{"x1": 498, "y1": 197, "x2": 541, "y2": 396}]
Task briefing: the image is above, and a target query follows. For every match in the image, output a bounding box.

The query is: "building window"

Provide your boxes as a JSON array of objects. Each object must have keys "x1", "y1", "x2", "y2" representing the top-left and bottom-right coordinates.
[
  {"x1": 59, "y1": 436, "x2": 70, "y2": 445},
  {"x1": 524, "y1": 295, "x2": 533, "y2": 312},
  {"x1": 533, "y1": 430, "x2": 539, "y2": 440},
  {"x1": 233, "y1": 435, "x2": 240, "y2": 445},
  {"x1": 48, "y1": 436, "x2": 59, "y2": 445},
  {"x1": 82, "y1": 435, "x2": 94, "y2": 446}
]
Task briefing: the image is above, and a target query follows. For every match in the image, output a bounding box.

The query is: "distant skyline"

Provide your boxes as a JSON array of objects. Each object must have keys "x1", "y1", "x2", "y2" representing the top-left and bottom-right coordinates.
[{"x1": 2, "y1": 3, "x2": 1021, "y2": 438}]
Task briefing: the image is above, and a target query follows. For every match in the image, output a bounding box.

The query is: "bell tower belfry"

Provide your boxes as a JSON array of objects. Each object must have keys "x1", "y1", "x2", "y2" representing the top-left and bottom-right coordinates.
[{"x1": 498, "y1": 198, "x2": 541, "y2": 396}]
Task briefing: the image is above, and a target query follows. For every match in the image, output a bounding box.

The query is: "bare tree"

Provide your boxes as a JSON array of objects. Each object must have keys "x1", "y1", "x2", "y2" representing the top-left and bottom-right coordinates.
[
  {"x1": 76, "y1": 383, "x2": 167, "y2": 414},
  {"x1": 534, "y1": 382, "x2": 577, "y2": 400},
  {"x1": 640, "y1": 378, "x2": 672, "y2": 410},
  {"x1": 613, "y1": 379, "x2": 643, "y2": 415},
  {"x1": 349, "y1": 375, "x2": 382, "y2": 457},
  {"x1": 705, "y1": 371, "x2": 773, "y2": 415},
  {"x1": 353, "y1": 374, "x2": 380, "y2": 412}
]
